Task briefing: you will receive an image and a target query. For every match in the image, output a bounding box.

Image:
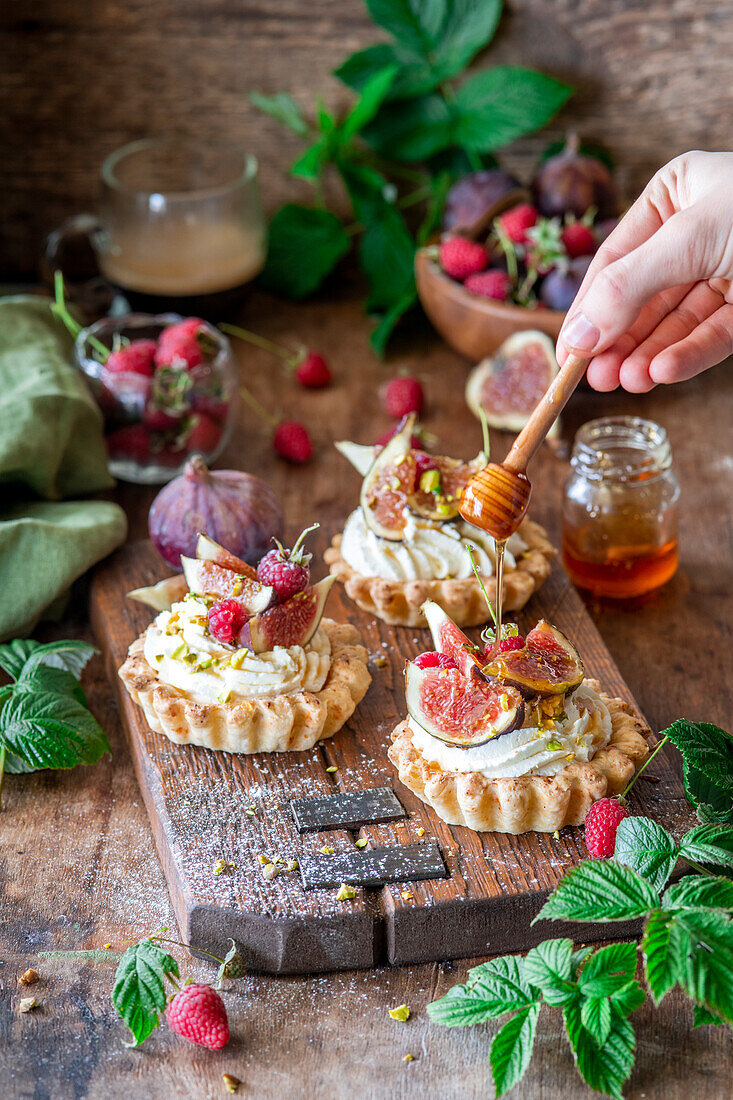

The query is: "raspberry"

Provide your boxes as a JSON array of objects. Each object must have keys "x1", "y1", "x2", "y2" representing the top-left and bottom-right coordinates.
[
  {"x1": 155, "y1": 319, "x2": 207, "y2": 370},
  {"x1": 561, "y1": 223, "x2": 596, "y2": 259},
  {"x1": 464, "y1": 270, "x2": 512, "y2": 300},
  {"x1": 584, "y1": 798, "x2": 630, "y2": 858},
  {"x1": 105, "y1": 339, "x2": 156, "y2": 376},
  {"x1": 256, "y1": 524, "x2": 316, "y2": 602},
  {"x1": 208, "y1": 598, "x2": 247, "y2": 644},
  {"x1": 483, "y1": 634, "x2": 524, "y2": 660},
  {"x1": 273, "y1": 421, "x2": 312, "y2": 464},
  {"x1": 295, "y1": 351, "x2": 332, "y2": 388},
  {"x1": 184, "y1": 412, "x2": 223, "y2": 455},
  {"x1": 383, "y1": 376, "x2": 423, "y2": 419},
  {"x1": 106, "y1": 424, "x2": 152, "y2": 464},
  {"x1": 193, "y1": 393, "x2": 230, "y2": 422},
  {"x1": 143, "y1": 406, "x2": 182, "y2": 432},
  {"x1": 497, "y1": 203, "x2": 538, "y2": 244},
  {"x1": 439, "y1": 237, "x2": 489, "y2": 281},
  {"x1": 166, "y1": 983, "x2": 229, "y2": 1050},
  {"x1": 413, "y1": 451, "x2": 437, "y2": 480},
  {"x1": 413, "y1": 652, "x2": 458, "y2": 670}
]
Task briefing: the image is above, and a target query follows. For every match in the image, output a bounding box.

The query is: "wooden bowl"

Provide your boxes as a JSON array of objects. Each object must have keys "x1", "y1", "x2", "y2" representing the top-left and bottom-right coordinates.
[{"x1": 415, "y1": 247, "x2": 566, "y2": 362}]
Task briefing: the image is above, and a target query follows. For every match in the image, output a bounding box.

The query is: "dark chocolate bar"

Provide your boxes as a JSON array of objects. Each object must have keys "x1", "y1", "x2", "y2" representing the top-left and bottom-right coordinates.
[
  {"x1": 290, "y1": 787, "x2": 405, "y2": 833},
  {"x1": 300, "y1": 842, "x2": 446, "y2": 890}
]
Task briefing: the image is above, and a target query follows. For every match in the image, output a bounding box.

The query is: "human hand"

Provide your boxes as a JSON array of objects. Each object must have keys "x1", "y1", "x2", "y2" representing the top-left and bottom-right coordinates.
[{"x1": 556, "y1": 150, "x2": 733, "y2": 391}]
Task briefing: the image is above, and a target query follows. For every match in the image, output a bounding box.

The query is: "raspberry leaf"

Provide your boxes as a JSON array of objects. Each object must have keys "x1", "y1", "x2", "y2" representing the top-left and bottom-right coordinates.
[
  {"x1": 248, "y1": 92, "x2": 309, "y2": 136},
  {"x1": 672, "y1": 909, "x2": 733, "y2": 1024},
  {"x1": 642, "y1": 910, "x2": 685, "y2": 1003},
  {"x1": 563, "y1": 1000, "x2": 636, "y2": 1100},
  {"x1": 665, "y1": 719, "x2": 733, "y2": 793},
  {"x1": 15, "y1": 665, "x2": 87, "y2": 706},
  {"x1": 112, "y1": 939, "x2": 179, "y2": 1047},
  {"x1": 258, "y1": 206, "x2": 351, "y2": 300},
  {"x1": 0, "y1": 638, "x2": 96, "y2": 681},
  {"x1": 662, "y1": 875, "x2": 733, "y2": 912},
  {"x1": 613, "y1": 816, "x2": 678, "y2": 892},
  {"x1": 428, "y1": 955, "x2": 536, "y2": 1025},
  {"x1": 534, "y1": 861, "x2": 660, "y2": 925},
  {"x1": 580, "y1": 994, "x2": 612, "y2": 1045},
  {"x1": 692, "y1": 1004, "x2": 725, "y2": 1027},
  {"x1": 0, "y1": 690, "x2": 110, "y2": 774},
  {"x1": 577, "y1": 941, "x2": 638, "y2": 997},
  {"x1": 677, "y1": 824, "x2": 733, "y2": 871},
  {"x1": 489, "y1": 1003, "x2": 540, "y2": 1098},
  {"x1": 522, "y1": 938, "x2": 575, "y2": 1005},
  {"x1": 452, "y1": 68, "x2": 573, "y2": 155}
]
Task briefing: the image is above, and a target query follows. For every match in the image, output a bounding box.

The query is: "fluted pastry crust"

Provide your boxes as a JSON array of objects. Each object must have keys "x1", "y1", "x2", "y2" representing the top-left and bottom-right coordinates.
[
  {"x1": 119, "y1": 619, "x2": 371, "y2": 753},
  {"x1": 387, "y1": 680, "x2": 650, "y2": 833},
  {"x1": 324, "y1": 517, "x2": 555, "y2": 627}
]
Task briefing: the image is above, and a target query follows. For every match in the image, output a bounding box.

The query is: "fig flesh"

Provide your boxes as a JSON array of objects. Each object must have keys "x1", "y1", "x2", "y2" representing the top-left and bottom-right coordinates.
[
  {"x1": 423, "y1": 599, "x2": 486, "y2": 681},
  {"x1": 237, "y1": 575, "x2": 335, "y2": 653},
  {"x1": 195, "y1": 533, "x2": 258, "y2": 579},
  {"x1": 360, "y1": 415, "x2": 418, "y2": 540},
  {"x1": 335, "y1": 439, "x2": 376, "y2": 477},
  {"x1": 406, "y1": 662, "x2": 524, "y2": 747},
  {"x1": 407, "y1": 455, "x2": 484, "y2": 522},
  {"x1": 466, "y1": 331, "x2": 559, "y2": 435},
  {"x1": 181, "y1": 557, "x2": 273, "y2": 614},
  {"x1": 128, "y1": 575, "x2": 187, "y2": 612},
  {"x1": 484, "y1": 619, "x2": 584, "y2": 696}
]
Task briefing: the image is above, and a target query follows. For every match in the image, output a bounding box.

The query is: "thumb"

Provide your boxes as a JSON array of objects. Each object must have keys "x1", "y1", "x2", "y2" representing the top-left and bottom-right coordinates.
[{"x1": 557, "y1": 207, "x2": 713, "y2": 358}]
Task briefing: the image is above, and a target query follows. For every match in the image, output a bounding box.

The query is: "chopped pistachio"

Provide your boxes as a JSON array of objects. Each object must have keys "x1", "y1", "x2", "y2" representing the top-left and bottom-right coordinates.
[
  {"x1": 196, "y1": 657, "x2": 215, "y2": 671},
  {"x1": 419, "y1": 469, "x2": 441, "y2": 494},
  {"x1": 213, "y1": 858, "x2": 227, "y2": 876},
  {"x1": 388, "y1": 1004, "x2": 411, "y2": 1022},
  {"x1": 286, "y1": 860, "x2": 299, "y2": 872},
  {"x1": 245, "y1": 808, "x2": 256, "y2": 817},
  {"x1": 335, "y1": 883, "x2": 356, "y2": 901},
  {"x1": 229, "y1": 648, "x2": 250, "y2": 670},
  {"x1": 547, "y1": 738, "x2": 564, "y2": 751},
  {"x1": 325, "y1": 765, "x2": 338, "y2": 774},
  {"x1": 217, "y1": 688, "x2": 232, "y2": 704},
  {"x1": 401, "y1": 891, "x2": 413, "y2": 902},
  {"x1": 222, "y1": 1074, "x2": 241, "y2": 1094},
  {"x1": 436, "y1": 502, "x2": 453, "y2": 516},
  {"x1": 19, "y1": 968, "x2": 39, "y2": 986},
  {"x1": 232, "y1": 579, "x2": 244, "y2": 597},
  {"x1": 171, "y1": 642, "x2": 188, "y2": 660},
  {"x1": 262, "y1": 863, "x2": 279, "y2": 882},
  {"x1": 319, "y1": 846, "x2": 335, "y2": 855},
  {"x1": 354, "y1": 838, "x2": 367, "y2": 849},
  {"x1": 404, "y1": 1053, "x2": 415, "y2": 1062},
  {"x1": 552, "y1": 830, "x2": 560, "y2": 840},
  {"x1": 183, "y1": 651, "x2": 198, "y2": 665},
  {"x1": 417, "y1": 827, "x2": 425, "y2": 837},
  {"x1": 18, "y1": 997, "x2": 38, "y2": 1013},
  {"x1": 258, "y1": 854, "x2": 272, "y2": 865}
]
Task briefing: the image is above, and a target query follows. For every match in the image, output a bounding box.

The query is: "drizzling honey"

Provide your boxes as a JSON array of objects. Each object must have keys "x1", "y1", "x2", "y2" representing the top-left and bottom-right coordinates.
[{"x1": 488, "y1": 538, "x2": 506, "y2": 660}]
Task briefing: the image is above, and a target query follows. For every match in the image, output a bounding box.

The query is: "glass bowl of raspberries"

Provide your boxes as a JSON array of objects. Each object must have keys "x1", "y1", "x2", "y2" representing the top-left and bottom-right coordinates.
[{"x1": 74, "y1": 314, "x2": 237, "y2": 484}]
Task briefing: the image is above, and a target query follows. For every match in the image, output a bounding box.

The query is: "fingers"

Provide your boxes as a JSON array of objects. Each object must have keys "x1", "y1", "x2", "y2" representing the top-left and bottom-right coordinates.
[{"x1": 648, "y1": 302, "x2": 733, "y2": 384}]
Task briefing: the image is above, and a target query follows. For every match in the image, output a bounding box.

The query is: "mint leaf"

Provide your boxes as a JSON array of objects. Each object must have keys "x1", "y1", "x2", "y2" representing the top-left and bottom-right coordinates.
[
  {"x1": 665, "y1": 719, "x2": 733, "y2": 793},
  {"x1": 678, "y1": 824, "x2": 733, "y2": 871},
  {"x1": 580, "y1": 995, "x2": 611, "y2": 1044},
  {"x1": 249, "y1": 92, "x2": 309, "y2": 136},
  {"x1": 112, "y1": 939, "x2": 179, "y2": 1047},
  {"x1": 258, "y1": 205, "x2": 350, "y2": 299},
  {"x1": 453, "y1": 67, "x2": 572, "y2": 153},
  {"x1": 577, "y1": 941, "x2": 638, "y2": 997},
  {"x1": 490, "y1": 1003, "x2": 540, "y2": 1098},
  {"x1": 428, "y1": 955, "x2": 535, "y2": 1026},
  {"x1": 522, "y1": 938, "x2": 575, "y2": 1005},
  {"x1": 535, "y1": 861, "x2": 660, "y2": 924},
  {"x1": 693, "y1": 1004, "x2": 725, "y2": 1027},
  {"x1": 0, "y1": 690, "x2": 110, "y2": 773},
  {"x1": 0, "y1": 639, "x2": 40, "y2": 680},
  {"x1": 564, "y1": 1001, "x2": 636, "y2": 1100},
  {"x1": 341, "y1": 65, "x2": 397, "y2": 140},
  {"x1": 663, "y1": 875, "x2": 733, "y2": 912},
  {"x1": 366, "y1": 0, "x2": 446, "y2": 58},
  {"x1": 642, "y1": 910, "x2": 684, "y2": 1003},
  {"x1": 614, "y1": 816, "x2": 678, "y2": 892}
]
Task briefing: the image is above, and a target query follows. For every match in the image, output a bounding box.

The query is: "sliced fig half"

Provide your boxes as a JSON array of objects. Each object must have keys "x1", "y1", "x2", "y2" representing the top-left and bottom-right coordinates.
[
  {"x1": 195, "y1": 534, "x2": 258, "y2": 579},
  {"x1": 422, "y1": 599, "x2": 486, "y2": 681},
  {"x1": 406, "y1": 662, "x2": 524, "y2": 747},
  {"x1": 181, "y1": 557, "x2": 273, "y2": 614},
  {"x1": 407, "y1": 455, "x2": 485, "y2": 522},
  {"x1": 335, "y1": 440, "x2": 376, "y2": 477},
  {"x1": 360, "y1": 414, "x2": 418, "y2": 540},
  {"x1": 237, "y1": 576, "x2": 335, "y2": 653},
  {"x1": 485, "y1": 619, "x2": 584, "y2": 696},
  {"x1": 128, "y1": 575, "x2": 188, "y2": 612},
  {"x1": 466, "y1": 331, "x2": 560, "y2": 435}
]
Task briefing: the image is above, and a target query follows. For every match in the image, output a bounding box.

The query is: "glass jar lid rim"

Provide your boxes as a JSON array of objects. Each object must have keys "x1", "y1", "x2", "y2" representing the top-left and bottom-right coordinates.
[{"x1": 571, "y1": 416, "x2": 672, "y2": 479}]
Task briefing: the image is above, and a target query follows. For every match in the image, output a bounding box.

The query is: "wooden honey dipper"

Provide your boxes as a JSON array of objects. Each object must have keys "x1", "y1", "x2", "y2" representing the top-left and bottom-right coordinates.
[{"x1": 460, "y1": 354, "x2": 589, "y2": 539}]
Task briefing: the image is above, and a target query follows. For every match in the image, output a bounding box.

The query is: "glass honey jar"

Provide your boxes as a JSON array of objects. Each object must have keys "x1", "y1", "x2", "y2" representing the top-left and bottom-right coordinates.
[{"x1": 562, "y1": 416, "x2": 680, "y2": 598}]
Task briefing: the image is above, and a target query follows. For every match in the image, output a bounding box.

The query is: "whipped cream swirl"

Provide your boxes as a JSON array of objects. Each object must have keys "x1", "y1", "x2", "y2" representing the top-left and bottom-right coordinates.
[
  {"x1": 144, "y1": 596, "x2": 331, "y2": 704},
  {"x1": 340, "y1": 507, "x2": 527, "y2": 581},
  {"x1": 409, "y1": 682, "x2": 611, "y2": 778}
]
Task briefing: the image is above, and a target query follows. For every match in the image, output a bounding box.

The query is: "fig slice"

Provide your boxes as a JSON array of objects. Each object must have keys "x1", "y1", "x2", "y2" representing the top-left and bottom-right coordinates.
[
  {"x1": 485, "y1": 619, "x2": 584, "y2": 696},
  {"x1": 465, "y1": 331, "x2": 560, "y2": 435},
  {"x1": 195, "y1": 534, "x2": 258, "y2": 580},
  {"x1": 422, "y1": 599, "x2": 487, "y2": 682},
  {"x1": 360, "y1": 414, "x2": 418, "y2": 540},
  {"x1": 128, "y1": 575, "x2": 188, "y2": 612},
  {"x1": 335, "y1": 440, "x2": 376, "y2": 477},
  {"x1": 406, "y1": 662, "x2": 524, "y2": 747},
  {"x1": 237, "y1": 576, "x2": 335, "y2": 654},
  {"x1": 181, "y1": 557, "x2": 273, "y2": 614},
  {"x1": 407, "y1": 455, "x2": 485, "y2": 522}
]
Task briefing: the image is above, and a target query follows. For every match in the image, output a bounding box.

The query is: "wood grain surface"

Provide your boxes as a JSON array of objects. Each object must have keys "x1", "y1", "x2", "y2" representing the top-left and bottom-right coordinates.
[
  {"x1": 1, "y1": 288, "x2": 732, "y2": 1096},
  {"x1": 3, "y1": 1, "x2": 733, "y2": 277}
]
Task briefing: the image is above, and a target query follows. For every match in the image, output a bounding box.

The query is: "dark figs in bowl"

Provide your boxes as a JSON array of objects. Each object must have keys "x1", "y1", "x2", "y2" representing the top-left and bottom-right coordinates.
[
  {"x1": 532, "y1": 134, "x2": 618, "y2": 221},
  {"x1": 539, "y1": 256, "x2": 593, "y2": 312},
  {"x1": 485, "y1": 620, "x2": 584, "y2": 697}
]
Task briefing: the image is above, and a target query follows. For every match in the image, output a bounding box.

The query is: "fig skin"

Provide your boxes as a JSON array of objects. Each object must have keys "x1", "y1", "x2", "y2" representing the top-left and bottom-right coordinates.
[
  {"x1": 539, "y1": 256, "x2": 593, "y2": 312},
  {"x1": 444, "y1": 169, "x2": 522, "y2": 232},
  {"x1": 485, "y1": 620, "x2": 584, "y2": 697},
  {"x1": 532, "y1": 134, "x2": 618, "y2": 221}
]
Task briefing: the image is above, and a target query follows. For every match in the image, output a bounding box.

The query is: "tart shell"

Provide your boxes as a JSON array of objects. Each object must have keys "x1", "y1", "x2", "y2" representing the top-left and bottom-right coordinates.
[
  {"x1": 324, "y1": 517, "x2": 555, "y2": 627},
  {"x1": 119, "y1": 619, "x2": 371, "y2": 754},
  {"x1": 387, "y1": 681, "x2": 650, "y2": 833}
]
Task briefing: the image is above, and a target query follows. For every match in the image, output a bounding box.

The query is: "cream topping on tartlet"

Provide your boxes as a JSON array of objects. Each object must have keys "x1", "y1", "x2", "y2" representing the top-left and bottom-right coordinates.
[
  {"x1": 143, "y1": 596, "x2": 331, "y2": 704},
  {"x1": 408, "y1": 681, "x2": 611, "y2": 778},
  {"x1": 339, "y1": 506, "x2": 527, "y2": 581}
]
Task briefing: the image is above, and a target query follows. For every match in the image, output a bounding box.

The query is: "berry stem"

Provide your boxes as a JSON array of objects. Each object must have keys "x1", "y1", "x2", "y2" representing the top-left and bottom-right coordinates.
[
  {"x1": 465, "y1": 543, "x2": 497, "y2": 627},
  {"x1": 220, "y1": 323, "x2": 292, "y2": 363},
  {"x1": 151, "y1": 934, "x2": 228, "y2": 968},
  {"x1": 620, "y1": 734, "x2": 669, "y2": 801},
  {"x1": 289, "y1": 522, "x2": 319, "y2": 560},
  {"x1": 239, "y1": 384, "x2": 278, "y2": 429},
  {"x1": 682, "y1": 859, "x2": 717, "y2": 879},
  {"x1": 51, "y1": 272, "x2": 110, "y2": 360}
]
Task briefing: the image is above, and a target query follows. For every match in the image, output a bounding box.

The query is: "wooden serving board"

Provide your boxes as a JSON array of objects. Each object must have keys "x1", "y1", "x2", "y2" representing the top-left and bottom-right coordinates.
[{"x1": 91, "y1": 538, "x2": 693, "y2": 974}]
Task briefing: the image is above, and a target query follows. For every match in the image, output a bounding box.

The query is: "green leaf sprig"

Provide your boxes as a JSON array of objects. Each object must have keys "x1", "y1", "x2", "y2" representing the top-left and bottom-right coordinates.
[
  {"x1": 429, "y1": 717, "x2": 733, "y2": 1097},
  {"x1": 251, "y1": 0, "x2": 572, "y2": 354},
  {"x1": 0, "y1": 638, "x2": 110, "y2": 808}
]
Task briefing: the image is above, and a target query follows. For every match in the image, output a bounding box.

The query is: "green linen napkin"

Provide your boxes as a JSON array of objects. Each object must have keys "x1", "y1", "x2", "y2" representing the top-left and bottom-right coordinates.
[{"x1": 0, "y1": 296, "x2": 127, "y2": 640}]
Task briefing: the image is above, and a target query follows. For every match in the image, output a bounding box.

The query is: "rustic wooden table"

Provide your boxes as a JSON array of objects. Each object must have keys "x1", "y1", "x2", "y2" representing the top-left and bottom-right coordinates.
[{"x1": 2, "y1": 291, "x2": 732, "y2": 1098}]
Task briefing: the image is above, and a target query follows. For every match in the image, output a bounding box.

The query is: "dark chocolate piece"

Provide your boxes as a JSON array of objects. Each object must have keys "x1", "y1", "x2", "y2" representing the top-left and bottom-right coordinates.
[
  {"x1": 300, "y1": 843, "x2": 446, "y2": 890},
  {"x1": 290, "y1": 787, "x2": 405, "y2": 833}
]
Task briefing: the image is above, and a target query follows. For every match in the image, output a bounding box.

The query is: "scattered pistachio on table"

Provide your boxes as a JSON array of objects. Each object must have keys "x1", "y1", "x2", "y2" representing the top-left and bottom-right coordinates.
[
  {"x1": 18, "y1": 997, "x2": 38, "y2": 1013},
  {"x1": 388, "y1": 1004, "x2": 411, "y2": 1022},
  {"x1": 18, "y1": 968, "x2": 39, "y2": 986}
]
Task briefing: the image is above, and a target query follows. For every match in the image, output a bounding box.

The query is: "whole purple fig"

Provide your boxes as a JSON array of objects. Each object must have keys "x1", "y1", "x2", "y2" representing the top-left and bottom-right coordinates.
[
  {"x1": 443, "y1": 169, "x2": 522, "y2": 232},
  {"x1": 539, "y1": 256, "x2": 593, "y2": 313},
  {"x1": 532, "y1": 134, "x2": 618, "y2": 221}
]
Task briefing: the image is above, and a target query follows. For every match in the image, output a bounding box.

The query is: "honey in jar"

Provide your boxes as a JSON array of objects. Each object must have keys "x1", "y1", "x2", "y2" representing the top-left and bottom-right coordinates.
[{"x1": 562, "y1": 417, "x2": 680, "y2": 599}]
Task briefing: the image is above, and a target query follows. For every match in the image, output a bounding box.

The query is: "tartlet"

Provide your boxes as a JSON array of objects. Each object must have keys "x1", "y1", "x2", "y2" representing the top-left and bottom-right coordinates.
[
  {"x1": 325, "y1": 415, "x2": 555, "y2": 628},
  {"x1": 120, "y1": 530, "x2": 371, "y2": 754},
  {"x1": 387, "y1": 602, "x2": 650, "y2": 834}
]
